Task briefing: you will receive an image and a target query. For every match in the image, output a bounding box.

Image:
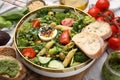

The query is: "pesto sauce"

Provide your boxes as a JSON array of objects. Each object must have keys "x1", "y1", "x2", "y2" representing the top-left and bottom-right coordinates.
[
  {"x1": 0, "y1": 59, "x2": 19, "y2": 78},
  {"x1": 109, "y1": 52, "x2": 120, "y2": 73},
  {"x1": 102, "y1": 52, "x2": 120, "y2": 80}
]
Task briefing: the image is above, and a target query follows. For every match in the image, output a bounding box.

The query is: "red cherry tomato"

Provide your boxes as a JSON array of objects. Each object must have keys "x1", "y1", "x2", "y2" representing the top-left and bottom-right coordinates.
[
  {"x1": 96, "y1": 16, "x2": 111, "y2": 23},
  {"x1": 21, "y1": 47, "x2": 36, "y2": 58},
  {"x1": 117, "y1": 30, "x2": 120, "y2": 33},
  {"x1": 61, "y1": 18, "x2": 74, "y2": 27},
  {"x1": 95, "y1": 0, "x2": 110, "y2": 11},
  {"x1": 110, "y1": 25, "x2": 118, "y2": 36},
  {"x1": 59, "y1": 30, "x2": 70, "y2": 44},
  {"x1": 96, "y1": 16, "x2": 104, "y2": 21},
  {"x1": 113, "y1": 17, "x2": 120, "y2": 27},
  {"x1": 108, "y1": 34, "x2": 120, "y2": 50},
  {"x1": 103, "y1": 10, "x2": 115, "y2": 20},
  {"x1": 88, "y1": 6, "x2": 101, "y2": 18},
  {"x1": 32, "y1": 20, "x2": 40, "y2": 28}
]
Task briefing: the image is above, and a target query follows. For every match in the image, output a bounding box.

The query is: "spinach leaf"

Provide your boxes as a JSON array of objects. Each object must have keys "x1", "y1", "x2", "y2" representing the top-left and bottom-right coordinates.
[
  {"x1": 36, "y1": 8, "x2": 52, "y2": 17},
  {"x1": 74, "y1": 51, "x2": 89, "y2": 63},
  {"x1": 1, "y1": 7, "x2": 29, "y2": 21}
]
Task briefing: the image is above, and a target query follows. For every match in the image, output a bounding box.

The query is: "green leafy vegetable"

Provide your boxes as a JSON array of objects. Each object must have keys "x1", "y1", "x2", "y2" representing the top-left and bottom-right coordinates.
[
  {"x1": 73, "y1": 16, "x2": 85, "y2": 32},
  {"x1": 17, "y1": 22, "x2": 39, "y2": 47},
  {"x1": 74, "y1": 51, "x2": 89, "y2": 63},
  {"x1": 0, "y1": 7, "x2": 29, "y2": 21},
  {"x1": 36, "y1": 8, "x2": 52, "y2": 17},
  {"x1": 73, "y1": 15, "x2": 95, "y2": 33},
  {"x1": 0, "y1": 7, "x2": 29, "y2": 29},
  {"x1": 17, "y1": 38, "x2": 28, "y2": 47},
  {"x1": 0, "y1": 16, "x2": 12, "y2": 28},
  {"x1": 83, "y1": 16, "x2": 95, "y2": 24}
]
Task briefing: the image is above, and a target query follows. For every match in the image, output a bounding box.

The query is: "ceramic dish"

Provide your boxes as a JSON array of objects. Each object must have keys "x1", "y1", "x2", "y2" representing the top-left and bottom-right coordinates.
[{"x1": 14, "y1": 5, "x2": 95, "y2": 78}]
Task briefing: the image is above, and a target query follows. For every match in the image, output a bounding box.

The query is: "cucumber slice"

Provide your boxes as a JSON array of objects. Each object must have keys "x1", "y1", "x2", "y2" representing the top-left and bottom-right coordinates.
[
  {"x1": 37, "y1": 56, "x2": 51, "y2": 64},
  {"x1": 48, "y1": 60, "x2": 64, "y2": 69},
  {"x1": 70, "y1": 62, "x2": 80, "y2": 67}
]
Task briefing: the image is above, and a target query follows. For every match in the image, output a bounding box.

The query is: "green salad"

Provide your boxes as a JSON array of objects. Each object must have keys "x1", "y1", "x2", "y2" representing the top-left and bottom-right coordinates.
[{"x1": 17, "y1": 7, "x2": 95, "y2": 69}]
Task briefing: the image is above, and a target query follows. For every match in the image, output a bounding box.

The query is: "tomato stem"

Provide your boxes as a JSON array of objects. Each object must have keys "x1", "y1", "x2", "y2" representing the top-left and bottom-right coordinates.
[
  {"x1": 113, "y1": 20, "x2": 120, "y2": 30},
  {"x1": 114, "y1": 32, "x2": 120, "y2": 38},
  {"x1": 117, "y1": 18, "x2": 120, "y2": 22}
]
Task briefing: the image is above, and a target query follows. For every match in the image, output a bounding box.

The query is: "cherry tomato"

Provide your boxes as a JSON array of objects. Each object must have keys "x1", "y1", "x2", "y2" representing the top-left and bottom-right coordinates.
[
  {"x1": 88, "y1": 6, "x2": 101, "y2": 18},
  {"x1": 110, "y1": 25, "x2": 118, "y2": 36},
  {"x1": 117, "y1": 30, "x2": 120, "y2": 33},
  {"x1": 96, "y1": 16, "x2": 110, "y2": 23},
  {"x1": 59, "y1": 30, "x2": 70, "y2": 44},
  {"x1": 95, "y1": 0, "x2": 110, "y2": 11},
  {"x1": 32, "y1": 20, "x2": 40, "y2": 28},
  {"x1": 21, "y1": 47, "x2": 36, "y2": 58},
  {"x1": 61, "y1": 18, "x2": 74, "y2": 27},
  {"x1": 96, "y1": 16, "x2": 104, "y2": 21},
  {"x1": 113, "y1": 17, "x2": 120, "y2": 27},
  {"x1": 108, "y1": 33, "x2": 120, "y2": 50},
  {"x1": 103, "y1": 10, "x2": 115, "y2": 20}
]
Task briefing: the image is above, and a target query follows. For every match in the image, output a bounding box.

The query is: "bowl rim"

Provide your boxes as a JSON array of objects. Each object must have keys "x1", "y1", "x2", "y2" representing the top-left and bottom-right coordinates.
[{"x1": 14, "y1": 5, "x2": 95, "y2": 72}]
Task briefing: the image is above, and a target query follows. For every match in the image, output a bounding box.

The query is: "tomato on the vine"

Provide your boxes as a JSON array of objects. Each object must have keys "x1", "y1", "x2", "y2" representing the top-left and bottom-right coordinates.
[
  {"x1": 95, "y1": 0, "x2": 110, "y2": 11},
  {"x1": 117, "y1": 30, "x2": 120, "y2": 33},
  {"x1": 96, "y1": 16, "x2": 104, "y2": 21},
  {"x1": 103, "y1": 10, "x2": 115, "y2": 20},
  {"x1": 113, "y1": 17, "x2": 120, "y2": 27},
  {"x1": 108, "y1": 33, "x2": 120, "y2": 50},
  {"x1": 110, "y1": 25, "x2": 118, "y2": 36},
  {"x1": 88, "y1": 6, "x2": 101, "y2": 18}
]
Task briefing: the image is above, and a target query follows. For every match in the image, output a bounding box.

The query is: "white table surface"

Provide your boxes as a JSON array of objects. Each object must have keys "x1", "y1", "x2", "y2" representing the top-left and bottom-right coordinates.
[{"x1": 0, "y1": 0, "x2": 120, "y2": 80}]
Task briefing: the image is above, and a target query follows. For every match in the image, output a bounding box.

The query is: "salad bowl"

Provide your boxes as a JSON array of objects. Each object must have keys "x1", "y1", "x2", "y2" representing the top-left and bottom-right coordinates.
[{"x1": 14, "y1": 5, "x2": 96, "y2": 78}]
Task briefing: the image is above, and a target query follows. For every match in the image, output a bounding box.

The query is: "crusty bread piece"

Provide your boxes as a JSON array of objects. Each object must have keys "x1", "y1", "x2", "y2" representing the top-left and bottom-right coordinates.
[
  {"x1": 0, "y1": 55, "x2": 26, "y2": 80},
  {"x1": 82, "y1": 21, "x2": 112, "y2": 40},
  {"x1": 72, "y1": 32, "x2": 104, "y2": 59},
  {"x1": 0, "y1": 46, "x2": 16, "y2": 58}
]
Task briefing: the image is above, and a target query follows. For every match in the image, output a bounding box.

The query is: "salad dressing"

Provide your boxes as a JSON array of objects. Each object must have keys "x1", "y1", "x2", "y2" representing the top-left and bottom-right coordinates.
[{"x1": 60, "y1": 0, "x2": 88, "y2": 10}]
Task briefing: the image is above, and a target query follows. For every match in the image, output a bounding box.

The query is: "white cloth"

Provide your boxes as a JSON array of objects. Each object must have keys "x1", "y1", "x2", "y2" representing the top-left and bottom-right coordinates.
[{"x1": 0, "y1": 0, "x2": 120, "y2": 80}]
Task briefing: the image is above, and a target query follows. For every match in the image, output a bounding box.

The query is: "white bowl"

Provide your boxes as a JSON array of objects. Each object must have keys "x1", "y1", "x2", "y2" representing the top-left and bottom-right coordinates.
[{"x1": 14, "y1": 5, "x2": 96, "y2": 78}]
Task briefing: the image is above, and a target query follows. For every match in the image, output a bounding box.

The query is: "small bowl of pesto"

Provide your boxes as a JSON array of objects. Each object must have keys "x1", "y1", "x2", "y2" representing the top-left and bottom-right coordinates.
[
  {"x1": 102, "y1": 50, "x2": 120, "y2": 80},
  {"x1": 0, "y1": 55, "x2": 26, "y2": 80}
]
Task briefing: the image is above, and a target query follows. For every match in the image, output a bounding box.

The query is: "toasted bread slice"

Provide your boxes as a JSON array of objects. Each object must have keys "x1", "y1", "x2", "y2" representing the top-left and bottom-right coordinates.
[
  {"x1": 82, "y1": 21, "x2": 112, "y2": 40},
  {"x1": 0, "y1": 55, "x2": 26, "y2": 80},
  {"x1": 0, "y1": 46, "x2": 16, "y2": 58},
  {"x1": 72, "y1": 32, "x2": 104, "y2": 59}
]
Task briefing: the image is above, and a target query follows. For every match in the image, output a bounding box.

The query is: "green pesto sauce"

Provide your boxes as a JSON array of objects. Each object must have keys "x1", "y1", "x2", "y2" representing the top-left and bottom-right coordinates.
[
  {"x1": 102, "y1": 52, "x2": 120, "y2": 80},
  {"x1": 109, "y1": 52, "x2": 120, "y2": 73},
  {"x1": 0, "y1": 59, "x2": 19, "y2": 78},
  {"x1": 102, "y1": 64, "x2": 120, "y2": 80}
]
